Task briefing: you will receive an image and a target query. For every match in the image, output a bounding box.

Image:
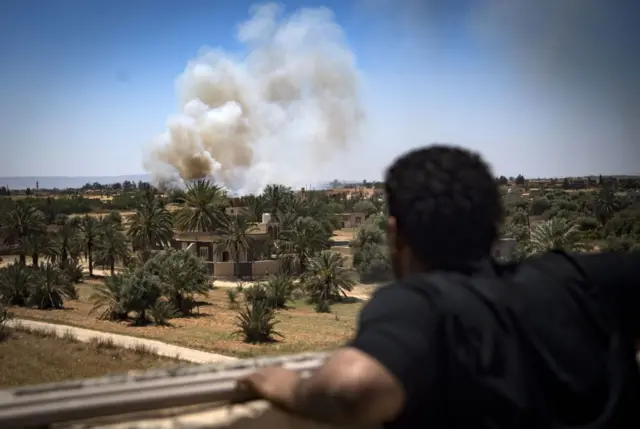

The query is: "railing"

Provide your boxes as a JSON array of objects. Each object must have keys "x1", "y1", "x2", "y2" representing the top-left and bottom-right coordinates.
[{"x1": 0, "y1": 351, "x2": 376, "y2": 429}]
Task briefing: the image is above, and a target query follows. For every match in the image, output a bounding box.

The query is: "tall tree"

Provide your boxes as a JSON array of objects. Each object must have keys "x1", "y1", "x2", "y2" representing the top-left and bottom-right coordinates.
[
  {"x1": 94, "y1": 220, "x2": 130, "y2": 275},
  {"x1": 0, "y1": 201, "x2": 46, "y2": 265},
  {"x1": 215, "y1": 213, "x2": 257, "y2": 278},
  {"x1": 79, "y1": 215, "x2": 99, "y2": 276},
  {"x1": 21, "y1": 232, "x2": 55, "y2": 268},
  {"x1": 261, "y1": 184, "x2": 294, "y2": 221},
  {"x1": 127, "y1": 199, "x2": 173, "y2": 254},
  {"x1": 174, "y1": 179, "x2": 227, "y2": 232},
  {"x1": 278, "y1": 217, "x2": 328, "y2": 274},
  {"x1": 593, "y1": 185, "x2": 619, "y2": 226},
  {"x1": 51, "y1": 217, "x2": 82, "y2": 267},
  {"x1": 529, "y1": 218, "x2": 583, "y2": 255}
]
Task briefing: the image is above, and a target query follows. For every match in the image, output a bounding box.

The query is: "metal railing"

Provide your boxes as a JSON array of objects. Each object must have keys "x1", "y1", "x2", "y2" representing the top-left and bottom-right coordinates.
[{"x1": 0, "y1": 352, "x2": 331, "y2": 429}]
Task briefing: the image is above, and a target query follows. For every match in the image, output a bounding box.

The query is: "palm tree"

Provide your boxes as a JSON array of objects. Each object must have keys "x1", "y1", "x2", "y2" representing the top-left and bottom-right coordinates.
[
  {"x1": 243, "y1": 195, "x2": 266, "y2": 223},
  {"x1": 0, "y1": 262, "x2": 32, "y2": 306},
  {"x1": 278, "y1": 217, "x2": 329, "y2": 274},
  {"x1": 51, "y1": 217, "x2": 82, "y2": 267},
  {"x1": 261, "y1": 185, "x2": 294, "y2": 221},
  {"x1": 593, "y1": 186, "x2": 618, "y2": 226},
  {"x1": 28, "y1": 263, "x2": 76, "y2": 309},
  {"x1": 21, "y1": 232, "x2": 55, "y2": 268},
  {"x1": 303, "y1": 251, "x2": 355, "y2": 312},
  {"x1": 529, "y1": 218, "x2": 584, "y2": 255},
  {"x1": 143, "y1": 248, "x2": 210, "y2": 314},
  {"x1": 263, "y1": 273, "x2": 294, "y2": 309},
  {"x1": 89, "y1": 274, "x2": 128, "y2": 321},
  {"x1": 174, "y1": 179, "x2": 227, "y2": 232},
  {"x1": 94, "y1": 220, "x2": 130, "y2": 275},
  {"x1": 0, "y1": 201, "x2": 46, "y2": 265},
  {"x1": 215, "y1": 213, "x2": 256, "y2": 278},
  {"x1": 79, "y1": 215, "x2": 99, "y2": 276},
  {"x1": 127, "y1": 200, "x2": 173, "y2": 254}
]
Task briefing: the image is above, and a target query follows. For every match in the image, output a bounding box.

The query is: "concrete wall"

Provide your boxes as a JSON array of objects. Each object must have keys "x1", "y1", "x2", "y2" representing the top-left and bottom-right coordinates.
[
  {"x1": 213, "y1": 262, "x2": 235, "y2": 278},
  {"x1": 211, "y1": 260, "x2": 281, "y2": 279},
  {"x1": 341, "y1": 213, "x2": 366, "y2": 229},
  {"x1": 76, "y1": 400, "x2": 379, "y2": 429},
  {"x1": 251, "y1": 260, "x2": 280, "y2": 277}
]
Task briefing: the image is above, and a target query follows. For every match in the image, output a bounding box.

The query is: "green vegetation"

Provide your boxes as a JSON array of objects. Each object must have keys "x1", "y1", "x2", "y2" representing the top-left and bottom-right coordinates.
[{"x1": 1, "y1": 175, "x2": 639, "y2": 354}]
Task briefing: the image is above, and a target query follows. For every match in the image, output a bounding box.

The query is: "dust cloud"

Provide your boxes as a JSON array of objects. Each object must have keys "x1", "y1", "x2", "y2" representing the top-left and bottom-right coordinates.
[{"x1": 144, "y1": 3, "x2": 364, "y2": 194}]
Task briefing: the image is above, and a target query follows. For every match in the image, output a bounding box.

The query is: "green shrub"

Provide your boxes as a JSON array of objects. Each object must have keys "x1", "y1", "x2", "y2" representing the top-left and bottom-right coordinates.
[
  {"x1": 226, "y1": 289, "x2": 239, "y2": 309},
  {"x1": 232, "y1": 300, "x2": 283, "y2": 344}
]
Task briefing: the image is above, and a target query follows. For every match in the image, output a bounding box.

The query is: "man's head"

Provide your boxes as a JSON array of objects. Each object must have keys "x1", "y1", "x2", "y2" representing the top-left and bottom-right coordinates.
[{"x1": 384, "y1": 145, "x2": 503, "y2": 279}]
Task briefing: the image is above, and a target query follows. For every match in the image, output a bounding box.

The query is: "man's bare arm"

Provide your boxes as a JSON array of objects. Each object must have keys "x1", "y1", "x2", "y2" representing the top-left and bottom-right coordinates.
[{"x1": 240, "y1": 347, "x2": 405, "y2": 426}]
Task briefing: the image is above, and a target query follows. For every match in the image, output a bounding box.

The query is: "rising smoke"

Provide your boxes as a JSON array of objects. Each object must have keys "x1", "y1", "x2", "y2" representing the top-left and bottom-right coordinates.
[{"x1": 144, "y1": 3, "x2": 364, "y2": 194}]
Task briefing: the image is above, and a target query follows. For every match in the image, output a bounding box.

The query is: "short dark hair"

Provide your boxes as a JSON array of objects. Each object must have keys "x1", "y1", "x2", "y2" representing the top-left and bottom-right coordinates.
[{"x1": 384, "y1": 145, "x2": 502, "y2": 269}]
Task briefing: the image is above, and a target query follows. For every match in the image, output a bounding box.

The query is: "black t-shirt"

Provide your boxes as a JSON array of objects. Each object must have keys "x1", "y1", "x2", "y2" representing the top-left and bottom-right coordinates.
[{"x1": 349, "y1": 250, "x2": 640, "y2": 429}]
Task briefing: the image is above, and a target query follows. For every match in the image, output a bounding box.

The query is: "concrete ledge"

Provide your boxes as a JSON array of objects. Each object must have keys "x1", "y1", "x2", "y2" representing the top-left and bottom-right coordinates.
[{"x1": 63, "y1": 400, "x2": 377, "y2": 429}]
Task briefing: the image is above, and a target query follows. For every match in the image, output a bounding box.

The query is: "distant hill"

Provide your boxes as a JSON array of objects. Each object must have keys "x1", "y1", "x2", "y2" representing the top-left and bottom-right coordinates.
[{"x1": 0, "y1": 175, "x2": 152, "y2": 190}]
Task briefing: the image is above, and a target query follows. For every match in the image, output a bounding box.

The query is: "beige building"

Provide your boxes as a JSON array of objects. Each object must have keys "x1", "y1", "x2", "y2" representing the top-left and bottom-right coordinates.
[
  {"x1": 225, "y1": 206, "x2": 248, "y2": 216},
  {"x1": 170, "y1": 215, "x2": 279, "y2": 279},
  {"x1": 340, "y1": 212, "x2": 366, "y2": 229}
]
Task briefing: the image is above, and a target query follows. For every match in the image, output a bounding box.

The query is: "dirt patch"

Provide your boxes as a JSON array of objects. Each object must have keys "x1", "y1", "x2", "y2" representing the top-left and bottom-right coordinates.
[
  {"x1": 331, "y1": 229, "x2": 356, "y2": 242},
  {"x1": 0, "y1": 327, "x2": 181, "y2": 389},
  {"x1": 10, "y1": 282, "x2": 365, "y2": 359}
]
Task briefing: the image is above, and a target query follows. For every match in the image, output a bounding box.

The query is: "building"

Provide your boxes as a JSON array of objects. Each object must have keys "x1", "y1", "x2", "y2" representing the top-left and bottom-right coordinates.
[
  {"x1": 340, "y1": 212, "x2": 366, "y2": 229},
  {"x1": 170, "y1": 213, "x2": 279, "y2": 279},
  {"x1": 225, "y1": 206, "x2": 247, "y2": 216},
  {"x1": 326, "y1": 187, "x2": 383, "y2": 200}
]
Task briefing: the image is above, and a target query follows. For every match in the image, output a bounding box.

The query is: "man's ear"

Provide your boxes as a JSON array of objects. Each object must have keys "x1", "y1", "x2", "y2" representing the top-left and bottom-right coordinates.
[{"x1": 387, "y1": 216, "x2": 399, "y2": 249}]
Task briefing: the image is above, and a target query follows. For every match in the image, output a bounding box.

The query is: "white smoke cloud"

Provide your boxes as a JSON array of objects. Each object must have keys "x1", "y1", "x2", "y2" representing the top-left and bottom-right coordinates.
[{"x1": 144, "y1": 3, "x2": 364, "y2": 194}]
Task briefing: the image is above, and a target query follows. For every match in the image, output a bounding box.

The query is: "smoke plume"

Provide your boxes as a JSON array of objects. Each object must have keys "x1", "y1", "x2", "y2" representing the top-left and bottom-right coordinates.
[{"x1": 144, "y1": 3, "x2": 364, "y2": 193}]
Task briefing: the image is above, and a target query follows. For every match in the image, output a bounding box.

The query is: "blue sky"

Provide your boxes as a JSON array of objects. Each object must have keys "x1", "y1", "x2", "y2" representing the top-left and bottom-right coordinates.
[{"x1": 1, "y1": 0, "x2": 638, "y2": 182}]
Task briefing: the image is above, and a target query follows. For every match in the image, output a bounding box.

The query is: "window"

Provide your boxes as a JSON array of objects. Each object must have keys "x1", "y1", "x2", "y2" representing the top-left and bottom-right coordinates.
[
  {"x1": 222, "y1": 251, "x2": 230, "y2": 262},
  {"x1": 199, "y1": 246, "x2": 209, "y2": 261}
]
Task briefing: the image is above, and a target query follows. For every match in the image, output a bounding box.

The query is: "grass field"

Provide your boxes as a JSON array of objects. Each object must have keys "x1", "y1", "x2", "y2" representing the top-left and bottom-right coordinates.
[
  {"x1": 10, "y1": 280, "x2": 369, "y2": 358},
  {"x1": 0, "y1": 327, "x2": 182, "y2": 389}
]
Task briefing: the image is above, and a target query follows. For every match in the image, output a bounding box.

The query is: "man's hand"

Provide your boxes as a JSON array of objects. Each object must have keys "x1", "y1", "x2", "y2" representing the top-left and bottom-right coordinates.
[
  {"x1": 236, "y1": 366, "x2": 300, "y2": 411},
  {"x1": 234, "y1": 348, "x2": 405, "y2": 426}
]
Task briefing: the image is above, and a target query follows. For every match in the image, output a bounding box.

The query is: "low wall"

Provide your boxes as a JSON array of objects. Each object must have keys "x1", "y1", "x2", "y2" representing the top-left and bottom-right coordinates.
[
  {"x1": 2, "y1": 349, "x2": 378, "y2": 429},
  {"x1": 251, "y1": 260, "x2": 280, "y2": 277},
  {"x1": 213, "y1": 262, "x2": 235, "y2": 278},
  {"x1": 211, "y1": 260, "x2": 281, "y2": 279},
  {"x1": 66, "y1": 401, "x2": 377, "y2": 429}
]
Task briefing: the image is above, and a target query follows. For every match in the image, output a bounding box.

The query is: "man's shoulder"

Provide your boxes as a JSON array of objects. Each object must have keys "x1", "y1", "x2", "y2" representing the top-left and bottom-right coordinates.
[
  {"x1": 369, "y1": 275, "x2": 452, "y2": 302},
  {"x1": 511, "y1": 250, "x2": 591, "y2": 289},
  {"x1": 364, "y1": 273, "x2": 475, "y2": 317}
]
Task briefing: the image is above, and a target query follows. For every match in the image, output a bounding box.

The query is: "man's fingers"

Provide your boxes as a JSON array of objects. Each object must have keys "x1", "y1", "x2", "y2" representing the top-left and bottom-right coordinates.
[{"x1": 231, "y1": 374, "x2": 264, "y2": 404}]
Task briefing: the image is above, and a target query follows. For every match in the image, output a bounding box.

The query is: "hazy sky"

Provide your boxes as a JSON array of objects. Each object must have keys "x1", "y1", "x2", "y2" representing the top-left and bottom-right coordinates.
[{"x1": 1, "y1": 0, "x2": 638, "y2": 183}]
